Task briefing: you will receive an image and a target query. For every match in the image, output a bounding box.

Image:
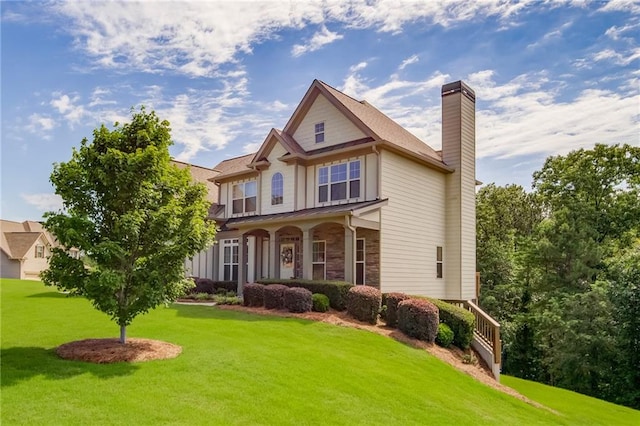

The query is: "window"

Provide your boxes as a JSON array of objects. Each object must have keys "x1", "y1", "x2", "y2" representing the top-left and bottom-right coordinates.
[
  {"x1": 318, "y1": 160, "x2": 360, "y2": 203},
  {"x1": 356, "y1": 238, "x2": 365, "y2": 285},
  {"x1": 315, "y1": 122, "x2": 325, "y2": 143},
  {"x1": 271, "y1": 173, "x2": 283, "y2": 205},
  {"x1": 232, "y1": 181, "x2": 257, "y2": 214},
  {"x1": 35, "y1": 245, "x2": 45, "y2": 258},
  {"x1": 436, "y1": 246, "x2": 443, "y2": 278},
  {"x1": 223, "y1": 239, "x2": 239, "y2": 281},
  {"x1": 312, "y1": 241, "x2": 326, "y2": 280}
]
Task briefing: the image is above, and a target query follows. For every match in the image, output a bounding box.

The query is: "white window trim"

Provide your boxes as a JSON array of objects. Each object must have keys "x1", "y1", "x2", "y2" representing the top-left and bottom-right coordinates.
[
  {"x1": 222, "y1": 239, "x2": 239, "y2": 281},
  {"x1": 271, "y1": 173, "x2": 283, "y2": 206},
  {"x1": 317, "y1": 159, "x2": 362, "y2": 205},
  {"x1": 231, "y1": 180, "x2": 257, "y2": 215},
  {"x1": 315, "y1": 122, "x2": 325, "y2": 144},
  {"x1": 35, "y1": 244, "x2": 45, "y2": 259},
  {"x1": 356, "y1": 238, "x2": 365, "y2": 285},
  {"x1": 436, "y1": 246, "x2": 443, "y2": 279},
  {"x1": 312, "y1": 240, "x2": 326, "y2": 280}
]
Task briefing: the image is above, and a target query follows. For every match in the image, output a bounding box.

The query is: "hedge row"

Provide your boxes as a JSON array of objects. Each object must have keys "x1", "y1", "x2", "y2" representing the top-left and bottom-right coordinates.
[
  {"x1": 384, "y1": 292, "x2": 411, "y2": 328},
  {"x1": 242, "y1": 283, "x2": 313, "y2": 313},
  {"x1": 423, "y1": 297, "x2": 475, "y2": 349},
  {"x1": 397, "y1": 298, "x2": 439, "y2": 343},
  {"x1": 346, "y1": 286, "x2": 381, "y2": 324},
  {"x1": 257, "y1": 279, "x2": 352, "y2": 310},
  {"x1": 190, "y1": 278, "x2": 237, "y2": 294}
]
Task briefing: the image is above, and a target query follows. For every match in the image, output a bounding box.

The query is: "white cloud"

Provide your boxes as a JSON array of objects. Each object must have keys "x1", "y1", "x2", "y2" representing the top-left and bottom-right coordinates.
[
  {"x1": 398, "y1": 54, "x2": 419, "y2": 70},
  {"x1": 526, "y1": 20, "x2": 573, "y2": 49},
  {"x1": 26, "y1": 113, "x2": 56, "y2": 133},
  {"x1": 21, "y1": 193, "x2": 63, "y2": 211},
  {"x1": 50, "y1": 93, "x2": 87, "y2": 126},
  {"x1": 291, "y1": 25, "x2": 344, "y2": 57},
  {"x1": 50, "y1": 0, "x2": 568, "y2": 77},
  {"x1": 604, "y1": 22, "x2": 639, "y2": 41},
  {"x1": 592, "y1": 47, "x2": 640, "y2": 66}
]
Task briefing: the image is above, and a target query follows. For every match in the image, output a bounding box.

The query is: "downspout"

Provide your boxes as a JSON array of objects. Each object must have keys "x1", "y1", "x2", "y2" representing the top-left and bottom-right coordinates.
[
  {"x1": 372, "y1": 144, "x2": 381, "y2": 199},
  {"x1": 346, "y1": 215, "x2": 357, "y2": 285}
]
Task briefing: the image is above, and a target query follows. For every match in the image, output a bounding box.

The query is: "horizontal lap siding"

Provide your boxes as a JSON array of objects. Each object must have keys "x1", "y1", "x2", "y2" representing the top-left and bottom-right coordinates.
[
  {"x1": 379, "y1": 150, "x2": 446, "y2": 297},
  {"x1": 460, "y1": 101, "x2": 477, "y2": 300},
  {"x1": 293, "y1": 95, "x2": 366, "y2": 151},
  {"x1": 261, "y1": 143, "x2": 295, "y2": 215}
]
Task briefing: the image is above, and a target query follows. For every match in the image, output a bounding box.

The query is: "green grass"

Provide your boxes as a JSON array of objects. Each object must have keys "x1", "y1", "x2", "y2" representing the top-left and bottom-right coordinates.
[{"x1": 2, "y1": 279, "x2": 638, "y2": 425}]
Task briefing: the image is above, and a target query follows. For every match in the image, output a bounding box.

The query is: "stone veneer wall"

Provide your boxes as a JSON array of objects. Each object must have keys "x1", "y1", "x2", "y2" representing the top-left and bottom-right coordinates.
[
  {"x1": 358, "y1": 228, "x2": 380, "y2": 288},
  {"x1": 313, "y1": 223, "x2": 345, "y2": 281}
]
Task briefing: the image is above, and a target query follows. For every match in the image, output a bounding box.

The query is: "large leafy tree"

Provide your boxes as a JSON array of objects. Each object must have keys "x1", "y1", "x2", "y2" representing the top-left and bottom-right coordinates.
[{"x1": 42, "y1": 108, "x2": 216, "y2": 343}]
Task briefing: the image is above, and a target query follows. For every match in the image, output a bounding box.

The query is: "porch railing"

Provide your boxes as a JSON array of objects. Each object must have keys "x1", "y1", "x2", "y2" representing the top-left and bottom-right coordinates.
[{"x1": 443, "y1": 299, "x2": 501, "y2": 364}]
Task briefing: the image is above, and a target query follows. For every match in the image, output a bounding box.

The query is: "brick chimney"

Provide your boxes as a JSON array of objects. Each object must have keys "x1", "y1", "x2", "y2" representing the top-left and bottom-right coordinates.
[{"x1": 441, "y1": 81, "x2": 476, "y2": 300}]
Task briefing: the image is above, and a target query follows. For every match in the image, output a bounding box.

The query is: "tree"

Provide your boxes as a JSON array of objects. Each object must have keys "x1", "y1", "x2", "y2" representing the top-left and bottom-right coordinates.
[{"x1": 42, "y1": 108, "x2": 216, "y2": 344}]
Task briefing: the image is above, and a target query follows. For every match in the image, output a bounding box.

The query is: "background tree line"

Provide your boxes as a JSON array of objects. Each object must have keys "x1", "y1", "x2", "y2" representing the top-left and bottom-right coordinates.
[{"x1": 477, "y1": 143, "x2": 639, "y2": 409}]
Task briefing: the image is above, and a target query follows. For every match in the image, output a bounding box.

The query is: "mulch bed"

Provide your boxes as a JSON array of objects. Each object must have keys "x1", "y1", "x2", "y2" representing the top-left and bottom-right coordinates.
[{"x1": 56, "y1": 338, "x2": 182, "y2": 363}]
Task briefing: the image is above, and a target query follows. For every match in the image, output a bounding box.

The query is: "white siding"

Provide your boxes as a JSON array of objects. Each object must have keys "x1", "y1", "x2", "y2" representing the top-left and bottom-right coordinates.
[
  {"x1": 225, "y1": 177, "x2": 259, "y2": 218},
  {"x1": 306, "y1": 166, "x2": 314, "y2": 208},
  {"x1": 21, "y1": 237, "x2": 51, "y2": 280},
  {"x1": 293, "y1": 95, "x2": 367, "y2": 151},
  {"x1": 296, "y1": 164, "x2": 306, "y2": 210},
  {"x1": 261, "y1": 143, "x2": 295, "y2": 214},
  {"x1": 365, "y1": 152, "x2": 378, "y2": 200},
  {"x1": 185, "y1": 245, "x2": 215, "y2": 279},
  {"x1": 379, "y1": 150, "x2": 447, "y2": 297},
  {"x1": 310, "y1": 155, "x2": 366, "y2": 208}
]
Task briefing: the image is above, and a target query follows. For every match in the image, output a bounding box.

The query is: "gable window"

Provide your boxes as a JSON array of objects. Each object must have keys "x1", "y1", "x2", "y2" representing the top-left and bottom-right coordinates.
[
  {"x1": 222, "y1": 239, "x2": 239, "y2": 281},
  {"x1": 318, "y1": 160, "x2": 361, "y2": 203},
  {"x1": 315, "y1": 122, "x2": 325, "y2": 143},
  {"x1": 35, "y1": 245, "x2": 45, "y2": 258},
  {"x1": 271, "y1": 173, "x2": 283, "y2": 205},
  {"x1": 436, "y1": 246, "x2": 443, "y2": 278},
  {"x1": 356, "y1": 238, "x2": 365, "y2": 285},
  {"x1": 312, "y1": 241, "x2": 326, "y2": 280},
  {"x1": 232, "y1": 181, "x2": 257, "y2": 214}
]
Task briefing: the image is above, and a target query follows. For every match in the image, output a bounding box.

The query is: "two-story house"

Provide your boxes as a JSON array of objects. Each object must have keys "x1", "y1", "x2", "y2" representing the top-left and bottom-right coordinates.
[{"x1": 192, "y1": 79, "x2": 477, "y2": 301}]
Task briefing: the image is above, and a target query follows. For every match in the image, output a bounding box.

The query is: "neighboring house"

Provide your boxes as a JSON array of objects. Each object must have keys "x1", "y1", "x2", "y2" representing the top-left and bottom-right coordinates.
[
  {"x1": 0, "y1": 220, "x2": 78, "y2": 280},
  {"x1": 189, "y1": 79, "x2": 477, "y2": 302}
]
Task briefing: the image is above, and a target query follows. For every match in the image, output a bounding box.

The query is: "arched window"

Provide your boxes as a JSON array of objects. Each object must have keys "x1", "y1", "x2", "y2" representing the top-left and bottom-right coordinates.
[{"x1": 271, "y1": 173, "x2": 283, "y2": 205}]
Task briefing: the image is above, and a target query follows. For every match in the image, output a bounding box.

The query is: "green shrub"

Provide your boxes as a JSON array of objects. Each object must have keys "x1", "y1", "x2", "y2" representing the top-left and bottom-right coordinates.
[
  {"x1": 263, "y1": 284, "x2": 288, "y2": 310},
  {"x1": 213, "y1": 295, "x2": 242, "y2": 305},
  {"x1": 312, "y1": 293, "x2": 330, "y2": 312},
  {"x1": 191, "y1": 278, "x2": 237, "y2": 294},
  {"x1": 194, "y1": 292, "x2": 212, "y2": 301},
  {"x1": 346, "y1": 286, "x2": 381, "y2": 325},
  {"x1": 384, "y1": 292, "x2": 411, "y2": 328},
  {"x1": 243, "y1": 283, "x2": 265, "y2": 307},
  {"x1": 257, "y1": 279, "x2": 352, "y2": 310},
  {"x1": 424, "y1": 298, "x2": 475, "y2": 349},
  {"x1": 397, "y1": 299, "x2": 439, "y2": 343},
  {"x1": 284, "y1": 287, "x2": 312, "y2": 313},
  {"x1": 436, "y1": 323, "x2": 454, "y2": 348}
]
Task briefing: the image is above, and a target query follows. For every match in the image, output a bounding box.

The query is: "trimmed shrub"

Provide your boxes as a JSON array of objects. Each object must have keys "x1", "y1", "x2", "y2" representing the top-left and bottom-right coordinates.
[
  {"x1": 263, "y1": 284, "x2": 288, "y2": 310},
  {"x1": 397, "y1": 299, "x2": 439, "y2": 343},
  {"x1": 312, "y1": 293, "x2": 330, "y2": 313},
  {"x1": 284, "y1": 287, "x2": 312, "y2": 313},
  {"x1": 190, "y1": 278, "x2": 237, "y2": 295},
  {"x1": 425, "y1": 298, "x2": 475, "y2": 349},
  {"x1": 384, "y1": 292, "x2": 411, "y2": 328},
  {"x1": 346, "y1": 286, "x2": 382, "y2": 325},
  {"x1": 436, "y1": 323, "x2": 454, "y2": 348},
  {"x1": 243, "y1": 283, "x2": 265, "y2": 307},
  {"x1": 258, "y1": 279, "x2": 353, "y2": 310}
]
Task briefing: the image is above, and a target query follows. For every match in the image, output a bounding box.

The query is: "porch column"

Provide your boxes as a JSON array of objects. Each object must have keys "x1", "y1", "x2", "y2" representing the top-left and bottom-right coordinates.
[
  {"x1": 269, "y1": 230, "x2": 278, "y2": 279},
  {"x1": 255, "y1": 236, "x2": 263, "y2": 281},
  {"x1": 302, "y1": 225, "x2": 313, "y2": 280},
  {"x1": 344, "y1": 223, "x2": 356, "y2": 284},
  {"x1": 212, "y1": 241, "x2": 220, "y2": 281},
  {"x1": 238, "y1": 233, "x2": 247, "y2": 297}
]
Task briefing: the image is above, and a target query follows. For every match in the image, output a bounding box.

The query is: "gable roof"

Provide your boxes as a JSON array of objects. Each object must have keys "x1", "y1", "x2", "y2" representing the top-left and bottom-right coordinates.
[
  {"x1": 212, "y1": 79, "x2": 450, "y2": 182},
  {"x1": 1, "y1": 220, "x2": 53, "y2": 259}
]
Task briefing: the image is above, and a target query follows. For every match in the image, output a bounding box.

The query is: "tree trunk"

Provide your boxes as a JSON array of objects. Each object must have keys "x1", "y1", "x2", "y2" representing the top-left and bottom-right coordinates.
[{"x1": 120, "y1": 325, "x2": 126, "y2": 344}]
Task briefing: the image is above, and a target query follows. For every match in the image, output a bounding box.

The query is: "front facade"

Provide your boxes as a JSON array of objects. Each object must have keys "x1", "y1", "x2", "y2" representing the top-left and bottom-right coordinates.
[
  {"x1": 188, "y1": 79, "x2": 477, "y2": 300},
  {"x1": 0, "y1": 220, "x2": 74, "y2": 280}
]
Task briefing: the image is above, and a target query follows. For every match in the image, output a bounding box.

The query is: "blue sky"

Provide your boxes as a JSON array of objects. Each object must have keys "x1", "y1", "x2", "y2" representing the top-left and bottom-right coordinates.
[{"x1": 1, "y1": 0, "x2": 639, "y2": 222}]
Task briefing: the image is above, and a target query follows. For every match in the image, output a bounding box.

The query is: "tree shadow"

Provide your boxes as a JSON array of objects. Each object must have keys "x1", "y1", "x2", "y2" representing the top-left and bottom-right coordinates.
[
  {"x1": 0, "y1": 346, "x2": 139, "y2": 388},
  {"x1": 27, "y1": 291, "x2": 76, "y2": 299}
]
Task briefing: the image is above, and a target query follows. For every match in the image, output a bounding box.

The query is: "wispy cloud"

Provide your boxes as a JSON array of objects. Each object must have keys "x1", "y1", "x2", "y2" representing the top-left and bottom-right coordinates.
[
  {"x1": 292, "y1": 25, "x2": 343, "y2": 57},
  {"x1": 592, "y1": 47, "x2": 640, "y2": 66},
  {"x1": 21, "y1": 193, "x2": 63, "y2": 211},
  {"x1": 398, "y1": 54, "x2": 419, "y2": 70},
  {"x1": 26, "y1": 113, "x2": 56, "y2": 134},
  {"x1": 526, "y1": 20, "x2": 573, "y2": 49}
]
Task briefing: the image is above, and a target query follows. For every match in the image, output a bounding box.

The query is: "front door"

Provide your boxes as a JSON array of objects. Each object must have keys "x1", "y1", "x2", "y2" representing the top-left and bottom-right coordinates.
[{"x1": 280, "y1": 243, "x2": 295, "y2": 279}]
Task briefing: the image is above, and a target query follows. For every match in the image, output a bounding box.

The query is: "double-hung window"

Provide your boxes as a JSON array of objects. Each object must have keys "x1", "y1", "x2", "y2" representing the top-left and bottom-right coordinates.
[
  {"x1": 271, "y1": 173, "x2": 283, "y2": 205},
  {"x1": 223, "y1": 239, "x2": 239, "y2": 281},
  {"x1": 35, "y1": 245, "x2": 45, "y2": 258},
  {"x1": 436, "y1": 246, "x2": 443, "y2": 278},
  {"x1": 315, "y1": 122, "x2": 325, "y2": 143},
  {"x1": 318, "y1": 160, "x2": 360, "y2": 203},
  {"x1": 356, "y1": 238, "x2": 365, "y2": 285},
  {"x1": 232, "y1": 181, "x2": 257, "y2": 214},
  {"x1": 312, "y1": 241, "x2": 326, "y2": 280}
]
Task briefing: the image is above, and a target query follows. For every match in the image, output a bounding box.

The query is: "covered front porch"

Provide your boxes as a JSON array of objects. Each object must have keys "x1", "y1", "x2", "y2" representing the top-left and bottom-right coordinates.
[{"x1": 217, "y1": 200, "x2": 386, "y2": 295}]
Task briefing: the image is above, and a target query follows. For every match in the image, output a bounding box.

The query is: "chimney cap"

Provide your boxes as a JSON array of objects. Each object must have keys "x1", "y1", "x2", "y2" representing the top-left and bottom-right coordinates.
[{"x1": 441, "y1": 80, "x2": 476, "y2": 102}]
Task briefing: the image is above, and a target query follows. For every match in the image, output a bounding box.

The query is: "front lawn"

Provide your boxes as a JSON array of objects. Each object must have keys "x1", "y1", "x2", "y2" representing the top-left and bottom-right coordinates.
[{"x1": 2, "y1": 279, "x2": 637, "y2": 425}]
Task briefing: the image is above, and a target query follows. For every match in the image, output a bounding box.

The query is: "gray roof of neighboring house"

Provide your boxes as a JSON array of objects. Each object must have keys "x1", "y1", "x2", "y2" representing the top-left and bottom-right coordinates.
[
  {"x1": 0, "y1": 220, "x2": 53, "y2": 259},
  {"x1": 211, "y1": 79, "x2": 445, "y2": 181}
]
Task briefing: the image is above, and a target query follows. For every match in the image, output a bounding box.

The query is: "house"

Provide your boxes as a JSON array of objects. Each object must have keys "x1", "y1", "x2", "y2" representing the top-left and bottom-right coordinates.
[
  {"x1": 189, "y1": 79, "x2": 477, "y2": 301},
  {"x1": 0, "y1": 219, "x2": 78, "y2": 280}
]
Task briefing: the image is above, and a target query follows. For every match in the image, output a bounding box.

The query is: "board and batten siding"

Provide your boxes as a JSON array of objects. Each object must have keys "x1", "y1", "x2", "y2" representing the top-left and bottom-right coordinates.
[
  {"x1": 379, "y1": 150, "x2": 447, "y2": 297},
  {"x1": 261, "y1": 142, "x2": 295, "y2": 215},
  {"x1": 292, "y1": 95, "x2": 367, "y2": 151},
  {"x1": 185, "y1": 245, "x2": 215, "y2": 279}
]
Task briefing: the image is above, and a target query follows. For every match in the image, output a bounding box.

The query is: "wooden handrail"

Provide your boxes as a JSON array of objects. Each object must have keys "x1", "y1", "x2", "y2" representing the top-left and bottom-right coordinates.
[{"x1": 443, "y1": 299, "x2": 501, "y2": 364}]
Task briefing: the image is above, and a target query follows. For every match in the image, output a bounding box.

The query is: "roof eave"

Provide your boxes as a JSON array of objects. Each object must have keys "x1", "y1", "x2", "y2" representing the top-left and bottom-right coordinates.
[{"x1": 377, "y1": 141, "x2": 454, "y2": 173}]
